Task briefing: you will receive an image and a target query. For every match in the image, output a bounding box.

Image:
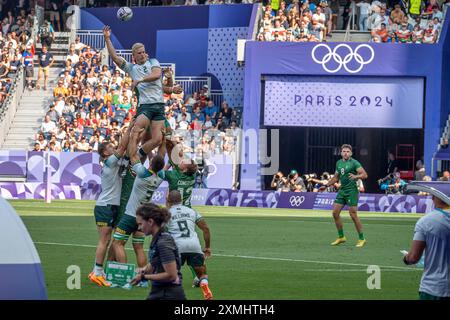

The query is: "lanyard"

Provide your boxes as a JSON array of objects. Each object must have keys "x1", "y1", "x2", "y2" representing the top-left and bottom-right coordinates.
[{"x1": 435, "y1": 208, "x2": 450, "y2": 218}]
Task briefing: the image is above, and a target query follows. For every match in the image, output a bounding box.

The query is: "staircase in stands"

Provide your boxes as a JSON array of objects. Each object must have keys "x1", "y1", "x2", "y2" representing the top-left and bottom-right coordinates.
[{"x1": 1, "y1": 32, "x2": 69, "y2": 150}]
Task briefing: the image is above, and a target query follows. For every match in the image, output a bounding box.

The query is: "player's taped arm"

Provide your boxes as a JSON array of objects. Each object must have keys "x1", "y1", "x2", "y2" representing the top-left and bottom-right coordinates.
[
  {"x1": 157, "y1": 170, "x2": 166, "y2": 180},
  {"x1": 162, "y1": 85, "x2": 182, "y2": 95},
  {"x1": 132, "y1": 162, "x2": 151, "y2": 178},
  {"x1": 104, "y1": 153, "x2": 120, "y2": 168}
]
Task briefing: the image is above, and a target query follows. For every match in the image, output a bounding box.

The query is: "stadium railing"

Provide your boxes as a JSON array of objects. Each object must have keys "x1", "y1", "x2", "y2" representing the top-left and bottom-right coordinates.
[
  {"x1": 210, "y1": 89, "x2": 223, "y2": 108},
  {"x1": 76, "y1": 30, "x2": 105, "y2": 49},
  {"x1": 0, "y1": 67, "x2": 25, "y2": 148},
  {"x1": 176, "y1": 76, "x2": 211, "y2": 96}
]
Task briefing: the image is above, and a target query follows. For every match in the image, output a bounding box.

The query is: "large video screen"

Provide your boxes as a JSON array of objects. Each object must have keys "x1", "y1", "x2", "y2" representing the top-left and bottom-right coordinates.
[{"x1": 263, "y1": 75, "x2": 424, "y2": 128}]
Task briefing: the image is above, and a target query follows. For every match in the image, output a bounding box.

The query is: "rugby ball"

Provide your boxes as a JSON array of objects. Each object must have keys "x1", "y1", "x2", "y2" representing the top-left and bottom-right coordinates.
[{"x1": 117, "y1": 7, "x2": 133, "y2": 22}]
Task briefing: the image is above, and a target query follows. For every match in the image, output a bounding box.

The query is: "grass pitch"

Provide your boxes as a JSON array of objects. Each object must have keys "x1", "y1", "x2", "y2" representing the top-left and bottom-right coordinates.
[{"x1": 11, "y1": 200, "x2": 423, "y2": 300}]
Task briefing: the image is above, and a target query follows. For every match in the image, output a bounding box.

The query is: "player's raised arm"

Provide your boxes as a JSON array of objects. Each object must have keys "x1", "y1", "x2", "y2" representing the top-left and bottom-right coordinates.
[
  {"x1": 103, "y1": 26, "x2": 126, "y2": 69},
  {"x1": 166, "y1": 137, "x2": 183, "y2": 168}
]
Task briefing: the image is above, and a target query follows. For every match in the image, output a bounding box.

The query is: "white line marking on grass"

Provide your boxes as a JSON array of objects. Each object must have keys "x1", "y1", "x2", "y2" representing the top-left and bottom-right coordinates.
[
  {"x1": 303, "y1": 269, "x2": 419, "y2": 272},
  {"x1": 34, "y1": 241, "x2": 420, "y2": 271}
]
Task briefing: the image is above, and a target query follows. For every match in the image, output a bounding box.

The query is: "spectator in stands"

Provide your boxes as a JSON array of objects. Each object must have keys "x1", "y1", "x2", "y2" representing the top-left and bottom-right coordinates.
[
  {"x1": 46, "y1": 104, "x2": 59, "y2": 123},
  {"x1": 432, "y1": 17, "x2": 442, "y2": 34},
  {"x1": 74, "y1": 36, "x2": 86, "y2": 53},
  {"x1": 357, "y1": 0, "x2": 371, "y2": 31},
  {"x1": 33, "y1": 142, "x2": 41, "y2": 152},
  {"x1": 320, "y1": 1, "x2": 333, "y2": 36},
  {"x1": 342, "y1": 0, "x2": 352, "y2": 29},
  {"x1": 66, "y1": 44, "x2": 80, "y2": 66},
  {"x1": 203, "y1": 114, "x2": 214, "y2": 131},
  {"x1": 54, "y1": 79, "x2": 69, "y2": 97},
  {"x1": 423, "y1": 28, "x2": 438, "y2": 43},
  {"x1": 0, "y1": 58, "x2": 8, "y2": 78},
  {"x1": 412, "y1": 24, "x2": 424, "y2": 42},
  {"x1": 36, "y1": 45, "x2": 54, "y2": 91},
  {"x1": 215, "y1": 117, "x2": 226, "y2": 131},
  {"x1": 40, "y1": 115, "x2": 57, "y2": 139},
  {"x1": 204, "y1": 99, "x2": 219, "y2": 121},
  {"x1": 390, "y1": 4, "x2": 405, "y2": 25},
  {"x1": 220, "y1": 101, "x2": 232, "y2": 125},
  {"x1": 76, "y1": 136, "x2": 90, "y2": 152},
  {"x1": 21, "y1": 44, "x2": 34, "y2": 90},
  {"x1": 439, "y1": 171, "x2": 450, "y2": 182},
  {"x1": 37, "y1": 20, "x2": 54, "y2": 49},
  {"x1": 36, "y1": 133, "x2": 48, "y2": 150},
  {"x1": 396, "y1": 23, "x2": 412, "y2": 42},
  {"x1": 415, "y1": 160, "x2": 426, "y2": 181}
]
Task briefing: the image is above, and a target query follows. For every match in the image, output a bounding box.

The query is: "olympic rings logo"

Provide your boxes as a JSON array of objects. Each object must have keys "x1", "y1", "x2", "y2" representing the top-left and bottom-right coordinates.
[
  {"x1": 311, "y1": 44, "x2": 375, "y2": 74},
  {"x1": 289, "y1": 195, "x2": 305, "y2": 207}
]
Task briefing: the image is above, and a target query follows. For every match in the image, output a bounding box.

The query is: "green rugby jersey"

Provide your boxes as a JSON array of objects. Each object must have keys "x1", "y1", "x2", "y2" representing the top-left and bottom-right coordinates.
[
  {"x1": 335, "y1": 158, "x2": 362, "y2": 193},
  {"x1": 158, "y1": 167, "x2": 195, "y2": 207}
]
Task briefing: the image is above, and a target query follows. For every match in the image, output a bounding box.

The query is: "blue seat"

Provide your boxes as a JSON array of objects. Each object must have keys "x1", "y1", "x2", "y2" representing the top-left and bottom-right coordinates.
[
  {"x1": 115, "y1": 109, "x2": 127, "y2": 118},
  {"x1": 63, "y1": 114, "x2": 73, "y2": 123},
  {"x1": 83, "y1": 127, "x2": 94, "y2": 137},
  {"x1": 115, "y1": 116, "x2": 125, "y2": 125},
  {"x1": 98, "y1": 127, "x2": 108, "y2": 137}
]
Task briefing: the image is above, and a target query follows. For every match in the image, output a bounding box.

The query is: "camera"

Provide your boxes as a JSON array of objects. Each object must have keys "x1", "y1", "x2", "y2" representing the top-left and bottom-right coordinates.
[
  {"x1": 377, "y1": 173, "x2": 395, "y2": 185},
  {"x1": 302, "y1": 173, "x2": 317, "y2": 181},
  {"x1": 321, "y1": 172, "x2": 331, "y2": 180}
]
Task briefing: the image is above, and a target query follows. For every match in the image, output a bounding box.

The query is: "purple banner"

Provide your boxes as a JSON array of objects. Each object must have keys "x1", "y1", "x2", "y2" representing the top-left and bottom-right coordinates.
[
  {"x1": 0, "y1": 183, "x2": 84, "y2": 200},
  {"x1": 264, "y1": 75, "x2": 424, "y2": 128},
  {"x1": 277, "y1": 192, "x2": 433, "y2": 213},
  {"x1": 26, "y1": 152, "x2": 101, "y2": 186},
  {"x1": 0, "y1": 183, "x2": 432, "y2": 213},
  {"x1": 0, "y1": 150, "x2": 27, "y2": 177}
]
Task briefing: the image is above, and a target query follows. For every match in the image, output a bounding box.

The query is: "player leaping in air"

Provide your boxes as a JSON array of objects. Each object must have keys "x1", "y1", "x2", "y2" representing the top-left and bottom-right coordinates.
[
  {"x1": 103, "y1": 26, "x2": 181, "y2": 159},
  {"x1": 320, "y1": 144, "x2": 368, "y2": 247}
]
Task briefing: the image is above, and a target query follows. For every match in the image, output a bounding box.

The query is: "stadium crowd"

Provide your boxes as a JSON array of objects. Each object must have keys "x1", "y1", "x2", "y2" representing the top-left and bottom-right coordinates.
[
  {"x1": 257, "y1": 1, "x2": 337, "y2": 42},
  {"x1": 367, "y1": 0, "x2": 447, "y2": 43},
  {"x1": 256, "y1": 0, "x2": 448, "y2": 44},
  {"x1": 0, "y1": 5, "x2": 36, "y2": 107},
  {"x1": 32, "y1": 36, "x2": 241, "y2": 159}
]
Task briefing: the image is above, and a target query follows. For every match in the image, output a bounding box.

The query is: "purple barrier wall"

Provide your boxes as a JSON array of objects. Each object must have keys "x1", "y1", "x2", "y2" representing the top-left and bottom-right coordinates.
[{"x1": 0, "y1": 182, "x2": 432, "y2": 214}]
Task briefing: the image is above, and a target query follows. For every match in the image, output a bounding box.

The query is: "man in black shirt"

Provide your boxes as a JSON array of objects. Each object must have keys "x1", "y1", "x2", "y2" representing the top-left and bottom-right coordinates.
[{"x1": 386, "y1": 151, "x2": 399, "y2": 175}]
